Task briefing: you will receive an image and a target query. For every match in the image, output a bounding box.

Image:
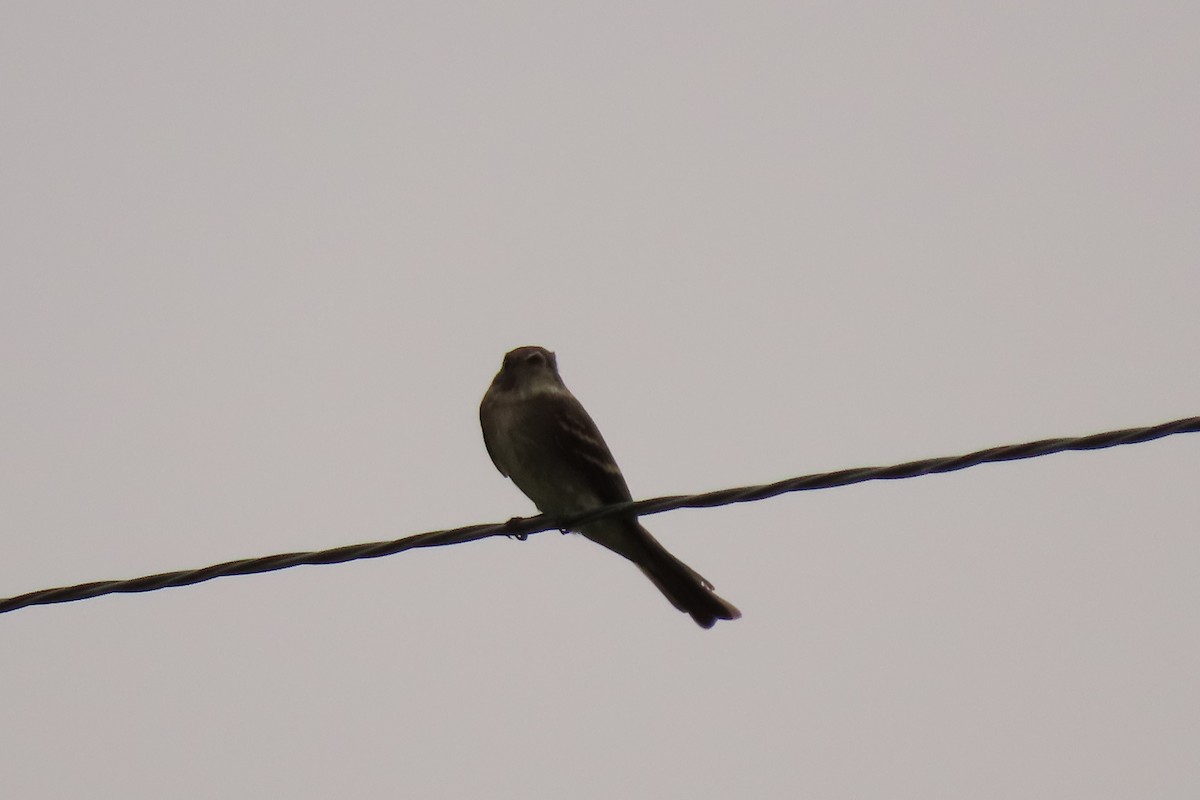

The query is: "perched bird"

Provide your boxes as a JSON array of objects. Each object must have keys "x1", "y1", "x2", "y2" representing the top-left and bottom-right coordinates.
[{"x1": 480, "y1": 345, "x2": 740, "y2": 628}]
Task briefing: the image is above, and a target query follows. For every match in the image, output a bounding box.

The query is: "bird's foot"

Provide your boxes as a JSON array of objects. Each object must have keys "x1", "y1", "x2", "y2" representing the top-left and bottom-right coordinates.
[{"x1": 503, "y1": 516, "x2": 529, "y2": 541}]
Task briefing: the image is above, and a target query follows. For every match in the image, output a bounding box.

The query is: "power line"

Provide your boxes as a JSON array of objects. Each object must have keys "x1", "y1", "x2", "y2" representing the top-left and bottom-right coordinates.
[{"x1": 2, "y1": 414, "x2": 1197, "y2": 615}]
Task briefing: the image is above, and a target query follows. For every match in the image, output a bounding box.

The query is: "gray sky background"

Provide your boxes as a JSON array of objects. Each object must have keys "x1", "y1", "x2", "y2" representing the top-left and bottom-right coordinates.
[{"x1": 3, "y1": 3, "x2": 1198, "y2": 797}]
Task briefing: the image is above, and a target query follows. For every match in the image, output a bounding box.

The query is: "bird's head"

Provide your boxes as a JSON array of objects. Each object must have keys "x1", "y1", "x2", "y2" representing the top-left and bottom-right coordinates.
[{"x1": 493, "y1": 345, "x2": 564, "y2": 396}]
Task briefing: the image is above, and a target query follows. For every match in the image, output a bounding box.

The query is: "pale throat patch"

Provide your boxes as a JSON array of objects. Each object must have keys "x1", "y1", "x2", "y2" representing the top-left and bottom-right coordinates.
[{"x1": 510, "y1": 370, "x2": 567, "y2": 401}]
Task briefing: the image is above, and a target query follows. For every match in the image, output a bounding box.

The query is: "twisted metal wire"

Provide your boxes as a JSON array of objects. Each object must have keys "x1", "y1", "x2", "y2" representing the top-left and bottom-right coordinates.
[{"x1": 3, "y1": 414, "x2": 1197, "y2": 615}]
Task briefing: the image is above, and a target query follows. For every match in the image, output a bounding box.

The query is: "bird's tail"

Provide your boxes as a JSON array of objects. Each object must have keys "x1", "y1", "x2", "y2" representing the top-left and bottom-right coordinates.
[{"x1": 583, "y1": 520, "x2": 741, "y2": 628}]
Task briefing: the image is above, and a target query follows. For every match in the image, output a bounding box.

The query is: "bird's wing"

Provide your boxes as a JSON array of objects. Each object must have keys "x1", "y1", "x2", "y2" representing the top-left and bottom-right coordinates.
[{"x1": 535, "y1": 393, "x2": 634, "y2": 506}]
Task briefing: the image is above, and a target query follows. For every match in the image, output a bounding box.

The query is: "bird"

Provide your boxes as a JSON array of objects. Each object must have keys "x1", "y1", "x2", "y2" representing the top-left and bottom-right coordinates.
[{"x1": 479, "y1": 345, "x2": 740, "y2": 628}]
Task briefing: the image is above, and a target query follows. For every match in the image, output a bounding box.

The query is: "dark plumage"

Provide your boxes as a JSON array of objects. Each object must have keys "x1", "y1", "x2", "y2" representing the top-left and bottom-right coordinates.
[{"x1": 480, "y1": 346, "x2": 740, "y2": 628}]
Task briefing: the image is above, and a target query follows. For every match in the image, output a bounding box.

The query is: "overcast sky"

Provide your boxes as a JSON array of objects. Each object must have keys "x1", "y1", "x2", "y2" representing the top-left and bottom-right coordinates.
[{"x1": 3, "y1": 2, "x2": 1198, "y2": 797}]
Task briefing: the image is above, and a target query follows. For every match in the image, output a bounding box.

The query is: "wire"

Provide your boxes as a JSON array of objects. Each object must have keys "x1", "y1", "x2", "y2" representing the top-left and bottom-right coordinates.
[{"x1": 2, "y1": 414, "x2": 1197, "y2": 615}]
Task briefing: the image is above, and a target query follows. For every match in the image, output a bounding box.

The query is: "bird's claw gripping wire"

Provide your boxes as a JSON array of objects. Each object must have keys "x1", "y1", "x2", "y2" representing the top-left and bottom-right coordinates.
[
  {"x1": 503, "y1": 516, "x2": 530, "y2": 541},
  {"x1": 503, "y1": 520, "x2": 572, "y2": 540}
]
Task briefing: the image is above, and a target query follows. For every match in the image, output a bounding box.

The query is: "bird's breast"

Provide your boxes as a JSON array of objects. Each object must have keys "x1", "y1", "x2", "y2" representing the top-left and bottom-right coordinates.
[{"x1": 488, "y1": 397, "x2": 600, "y2": 515}]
